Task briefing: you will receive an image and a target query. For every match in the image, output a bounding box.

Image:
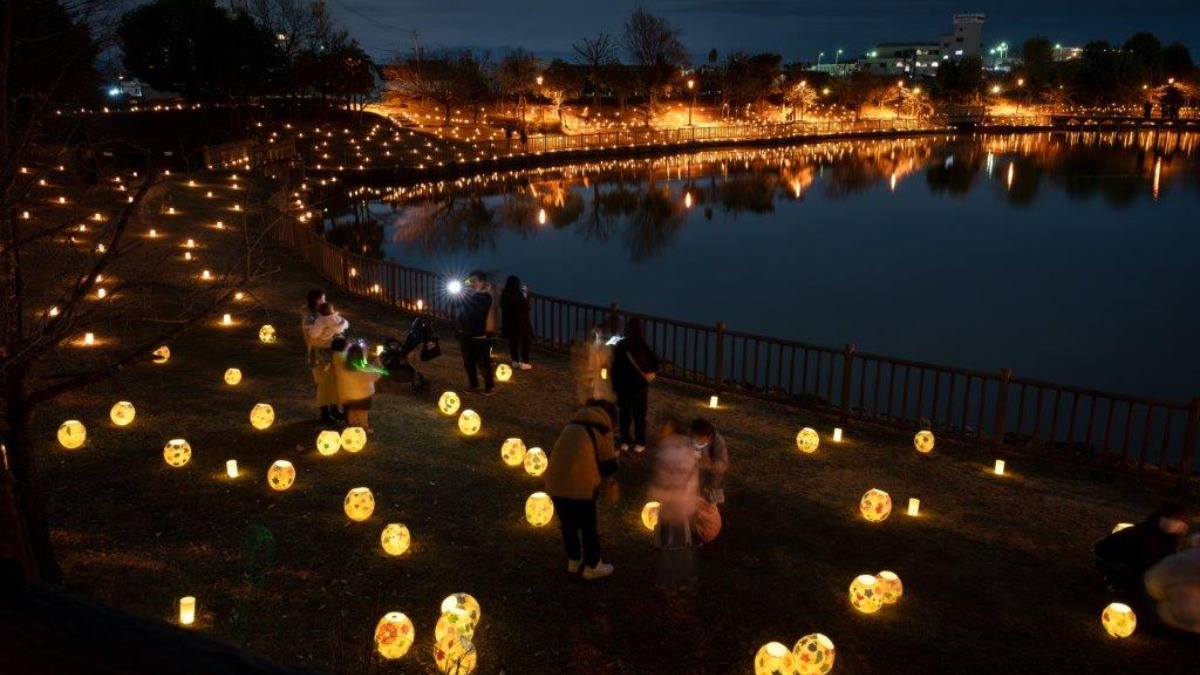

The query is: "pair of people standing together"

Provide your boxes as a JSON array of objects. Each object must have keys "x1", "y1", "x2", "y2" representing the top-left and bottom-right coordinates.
[
  {"x1": 454, "y1": 271, "x2": 535, "y2": 395},
  {"x1": 302, "y1": 289, "x2": 382, "y2": 431}
]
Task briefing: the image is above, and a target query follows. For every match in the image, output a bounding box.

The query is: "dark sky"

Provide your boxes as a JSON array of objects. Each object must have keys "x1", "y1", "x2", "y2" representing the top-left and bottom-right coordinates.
[{"x1": 328, "y1": 0, "x2": 1200, "y2": 63}]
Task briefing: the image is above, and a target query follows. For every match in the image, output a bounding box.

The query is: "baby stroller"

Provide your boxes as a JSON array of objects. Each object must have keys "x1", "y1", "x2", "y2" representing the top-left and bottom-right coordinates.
[{"x1": 380, "y1": 316, "x2": 441, "y2": 394}]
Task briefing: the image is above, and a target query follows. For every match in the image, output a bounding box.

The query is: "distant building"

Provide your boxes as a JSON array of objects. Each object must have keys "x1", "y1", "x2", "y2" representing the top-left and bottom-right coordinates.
[
  {"x1": 859, "y1": 43, "x2": 944, "y2": 77},
  {"x1": 939, "y1": 13, "x2": 986, "y2": 59},
  {"x1": 809, "y1": 63, "x2": 857, "y2": 78},
  {"x1": 1053, "y1": 45, "x2": 1083, "y2": 62}
]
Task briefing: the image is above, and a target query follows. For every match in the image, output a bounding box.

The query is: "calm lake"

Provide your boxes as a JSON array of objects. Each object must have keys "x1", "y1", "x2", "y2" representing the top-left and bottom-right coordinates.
[{"x1": 336, "y1": 132, "x2": 1200, "y2": 402}]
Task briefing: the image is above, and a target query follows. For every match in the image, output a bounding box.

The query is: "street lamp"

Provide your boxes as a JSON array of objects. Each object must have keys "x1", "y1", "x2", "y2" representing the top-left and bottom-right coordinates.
[
  {"x1": 834, "y1": 49, "x2": 844, "y2": 66},
  {"x1": 687, "y1": 78, "x2": 695, "y2": 126},
  {"x1": 535, "y1": 75, "x2": 544, "y2": 125},
  {"x1": 817, "y1": 52, "x2": 825, "y2": 68}
]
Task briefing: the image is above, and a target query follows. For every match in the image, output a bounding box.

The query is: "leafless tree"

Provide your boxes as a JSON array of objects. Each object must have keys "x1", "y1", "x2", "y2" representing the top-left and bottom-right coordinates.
[
  {"x1": 573, "y1": 32, "x2": 618, "y2": 108},
  {"x1": 621, "y1": 8, "x2": 689, "y2": 124}
]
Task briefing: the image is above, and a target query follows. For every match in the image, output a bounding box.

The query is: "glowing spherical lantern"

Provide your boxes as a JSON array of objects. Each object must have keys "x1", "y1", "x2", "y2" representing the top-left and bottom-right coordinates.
[
  {"x1": 441, "y1": 593, "x2": 481, "y2": 625},
  {"x1": 641, "y1": 501, "x2": 661, "y2": 531},
  {"x1": 1102, "y1": 602, "x2": 1136, "y2": 638},
  {"x1": 914, "y1": 430, "x2": 935, "y2": 453},
  {"x1": 860, "y1": 489, "x2": 892, "y2": 522},
  {"x1": 224, "y1": 367, "x2": 242, "y2": 385},
  {"x1": 523, "y1": 447, "x2": 548, "y2": 477},
  {"x1": 57, "y1": 420, "x2": 86, "y2": 449},
  {"x1": 249, "y1": 403, "x2": 275, "y2": 430},
  {"x1": 458, "y1": 409, "x2": 481, "y2": 436},
  {"x1": 344, "y1": 487, "x2": 375, "y2": 521},
  {"x1": 876, "y1": 570, "x2": 903, "y2": 604},
  {"x1": 754, "y1": 641, "x2": 795, "y2": 675},
  {"x1": 438, "y1": 391, "x2": 461, "y2": 415},
  {"x1": 433, "y1": 634, "x2": 476, "y2": 675},
  {"x1": 267, "y1": 460, "x2": 295, "y2": 490},
  {"x1": 153, "y1": 345, "x2": 170, "y2": 364},
  {"x1": 849, "y1": 574, "x2": 884, "y2": 614},
  {"x1": 110, "y1": 401, "x2": 136, "y2": 426},
  {"x1": 258, "y1": 324, "x2": 277, "y2": 343},
  {"x1": 381, "y1": 523, "x2": 411, "y2": 556},
  {"x1": 341, "y1": 426, "x2": 367, "y2": 453},
  {"x1": 500, "y1": 438, "x2": 527, "y2": 467},
  {"x1": 792, "y1": 633, "x2": 836, "y2": 675},
  {"x1": 525, "y1": 491, "x2": 555, "y2": 527},
  {"x1": 495, "y1": 363, "x2": 512, "y2": 382},
  {"x1": 435, "y1": 608, "x2": 476, "y2": 642},
  {"x1": 795, "y1": 427, "x2": 820, "y2": 453},
  {"x1": 374, "y1": 612, "x2": 415, "y2": 659},
  {"x1": 316, "y1": 429, "x2": 342, "y2": 455},
  {"x1": 163, "y1": 439, "x2": 192, "y2": 468}
]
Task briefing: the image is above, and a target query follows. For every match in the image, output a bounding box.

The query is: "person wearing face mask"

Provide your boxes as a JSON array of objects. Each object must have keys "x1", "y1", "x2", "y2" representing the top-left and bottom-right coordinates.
[
  {"x1": 690, "y1": 418, "x2": 729, "y2": 507},
  {"x1": 1094, "y1": 502, "x2": 1188, "y2": 595}
]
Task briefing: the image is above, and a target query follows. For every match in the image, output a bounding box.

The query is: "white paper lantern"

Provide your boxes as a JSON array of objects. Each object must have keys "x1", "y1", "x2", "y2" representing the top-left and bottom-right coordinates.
[
  {"x1": 344, "y1": 487, "x2": 375, "y2": 521},
  {"x1": 225, "y1": 460, "x2": 238, "y2": 478},
  {"x1": 792, "y1": 633, "x2": 836, "y2": 675},
  {"x1": 438, "y1": 391, "x2": 461, "y2": 415},
  {"x1": 341, "y1": 426, "x2": 368, "y2": 453},
  {"x1": 434, "y1": 634, "x2": 476, "y2": 675},
  {"x1": 110, "y1": 401, "x2": 136, "y2": 426},
  {"x1": 163, "y1": 439, "x2": 192, "y2": 467},
  {"x1": 458, "y1": 409, "x2": 481, "y2": 436},
  {"x1": 267, "y1": 460, "x2": 295, "y2": 490},
  {"x1": 179, "y1": 596, "x2": 196, "y2": 625},
  {"x1": 495, "y1": 363, "x2": 512, "y2": 382},
  {"x1": 224, "y1": 367, "x2": 242, "y2": 385},
  {"x1": 152, "y1": 345, "x2": 171, "y2": 364},
  {"x1": 381, "y1": 523, "x2": 411, "y2": 555},
  {"x1": 1102, "y1": 602, "x2": 1136, "y2": 638},
  {"x1": 316, "y1": 429, "x2": 341, "y2": 455},
  {"x1": 754, "y1": 641, "x2": 795, "y2": 675},
  {"x1": 258, "y1": 324, "x2": 277, "y2": 343},
  {"x1": 249, "y1": 403, "x2": 275, "y2": 430},
  {"x1": 523, "y1": 447, "x2": 548, "y2": 477},
  {"x1": 1112, "y1": 522, "x2": 1134, "y2": 533},
  {"x1": 525, "y1": 491, "x2": 554, "y2": 527},
  {"x1": 641, "y1": 501, "x2": 661, "y2": 531},
  {"x1": 57, "y1": 420, "x2": 87, "y2": 449},
  {"x1": 914, "y1": 430, "x2": 935, "y2": 453},
  {"x1": 795, "y1": 427, "x2": 820, "y2": 453},
  {"x1": 374, "y1": 612, "x2": 415, "y2": 659},
  {"x1": 860, "y1": 489, "x2": 892, "y2": 522},
  {"x1": 500, "y1": 438, "x2": 527, "y2": 467},
  {"x1": 440, "y1": 593, "x2": 481, "y2": 625},
  {"x1": 876, "y1": 570, "x2": 903, "y2": 604},
  {"x1": 849, "y1": 574, "x2": 883, "y2": 613}
]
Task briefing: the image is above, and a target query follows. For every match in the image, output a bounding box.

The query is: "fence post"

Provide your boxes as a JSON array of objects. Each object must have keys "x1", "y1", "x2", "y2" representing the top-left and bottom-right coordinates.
[
  {"x1": 992, "y1": 368, "x2": 1013, "y2": 453},
  {"x1": 607, "y1": 302, "x2": 621, "y2": 336},
  {"x1": 340, "y1": 251, "x2": 350, "y2": 290},
  {"x1": 839, "y1": 343, "x2": 855, "y2": 426},
  {"x1": 1177, "y1": 397, "x2": 1200, "y2": 494},
  {"x1": 714, "y1": 321, "x2": 726, "y2": 394}
]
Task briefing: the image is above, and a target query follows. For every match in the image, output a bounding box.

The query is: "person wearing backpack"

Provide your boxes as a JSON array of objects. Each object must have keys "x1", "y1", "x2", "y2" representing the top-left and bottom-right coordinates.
[{"x1": 544, "y1": 400, "x2": 620, "y2": 580}]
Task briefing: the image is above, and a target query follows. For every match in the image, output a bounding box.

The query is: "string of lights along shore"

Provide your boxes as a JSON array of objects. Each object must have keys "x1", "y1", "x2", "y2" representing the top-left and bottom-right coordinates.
[{"x1": 3, "y1": 0, "x2": 1198, "y2": 674}]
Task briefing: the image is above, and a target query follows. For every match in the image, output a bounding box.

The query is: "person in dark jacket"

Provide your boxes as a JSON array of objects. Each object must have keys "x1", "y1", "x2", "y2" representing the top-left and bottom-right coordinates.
[
  {"x1": 453, "y1": 271, "x2": 495, "y2": 394},
  {"x1": 611, "y1": 317, "x2": 660, "y2": 453},
  {"x1": 500, "y1": 275, "x2": 534, "y2": 370},
  {"x1": 1095, "y1": 502, "x2": 1188, "y2": 594}
]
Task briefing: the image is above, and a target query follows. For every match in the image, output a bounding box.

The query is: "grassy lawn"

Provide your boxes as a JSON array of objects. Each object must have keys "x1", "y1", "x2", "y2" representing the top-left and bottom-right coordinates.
[{"x1": 29, "y1": 169, "x2": 1200, "y2": 675}]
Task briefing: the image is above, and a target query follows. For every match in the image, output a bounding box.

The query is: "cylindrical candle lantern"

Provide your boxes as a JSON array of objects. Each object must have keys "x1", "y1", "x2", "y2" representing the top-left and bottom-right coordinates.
[
  {"x1": 226, "y1": 460, "x2": 238, "y2": 478},
  {"x1": 600, "y1": 368, "x2": 607, "y2": 380},
  {"x1": 907, "y1": 497, "x2": 920, "y2": 516},
  {"x1": 833, "y1": 427, "x2": 843, "y2": 442},
  {"x1": 221, "y1": 313, "x2": 232, "y2": 325},
  {"x1": 83, "y1": 332, "x2": 95, "y2": 345},
  {"x1": 994, "y1": 459, "x2": 1006, "y2": 475},
  {"x1": 179, "y1": 596, "x2": 196, "y2": 625},
  {"x1": 708, "y1": 395, "x2": 719, "y2": 408}
]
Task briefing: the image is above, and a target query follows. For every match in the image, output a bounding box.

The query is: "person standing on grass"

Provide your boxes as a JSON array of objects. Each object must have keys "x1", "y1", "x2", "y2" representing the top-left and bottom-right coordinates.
[
  {"x1": 453, "y1": 271, "x2": 495, "y2": 395},
  {"x1": 334, "y1": 343, "x2": 384, "y2": 433},
  {"x1": 649, "y1": 414, "x2": 699, "y2": 591},
  {"x1": 611, "y1": 317, "x2": 660, "y2": 453},
  {"x1": 302, "y1": 288, "x2": 340, "y2": 424},
  {"x1": 691, "y1": 417, "x2": 729, "y2": 507},
  {"x1": 1095, "y1": 502, "x2": 1188, "y2": 595},
  {"x1": 500, "y1": 275, "x2": 534, "y2": 370},
  {"x1": 544, "y1": 399, "x2": 620, "y2": 580}
]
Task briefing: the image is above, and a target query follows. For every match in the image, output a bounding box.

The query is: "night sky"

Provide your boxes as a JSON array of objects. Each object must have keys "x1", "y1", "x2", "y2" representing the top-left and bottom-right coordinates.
[{"x1": 327, "y1": 0, "x2": 1200, "y2": 63}]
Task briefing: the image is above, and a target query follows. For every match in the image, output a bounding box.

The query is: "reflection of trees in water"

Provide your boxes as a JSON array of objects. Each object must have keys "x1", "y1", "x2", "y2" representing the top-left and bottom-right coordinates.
[
  {"x1": 391, "y1": 193, "x2": 499, "y2": 254},
  {"x1": 925, "y1": 144, "x2": 986, "y2": 197},
  {"x1": 625, "y1": 183, "x2": 686, "y2": 262},
  {"x1": 715, "y1": 172, "x2": 777, "y2": 215}
]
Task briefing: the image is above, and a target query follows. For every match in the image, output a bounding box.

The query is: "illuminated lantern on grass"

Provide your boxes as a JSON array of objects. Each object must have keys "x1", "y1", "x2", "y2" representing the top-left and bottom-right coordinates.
[
  {"x1": 1112, "y1": 523, "x2": 1134, "y2": 533},
  {"x1": 57, "y1": 420, "x2": 86, "y2": 449},
  {"x1": 525, "y1": 492, "x2": 554, "y2": 527},
  {"x1": 849, "y1": 574, "x2": 883, "y2": 614},
  {"x1": 641, "y1": 502, "x2": 661, "y2": 531},
  {"x1": 344, "y1": 487, "x2": 375, "y2": 521},
  {"x1": 163, "y1": 439, "x2": 192, "y2": 467},
  {"x1": 381, "y1": 523, "x2": 411, "y2": 556},
  {"x1": 792, "y1": 633, "x2": 835, "y2": 675},
  {"x1": 876, "y1": 570, "x2": 903, "y2": 604},
  {"x1": 1102, "y1": 602, "x2": 1136, "y2": 638},
  {"x1": 249, "y1": 403, "x2": 275, "y2": 430},
  {"x1": 179, "y1": 596, "x2": 196, "y2": 625},
  {"x1": 258, "y1": 324, "x2": 277, "y2": 343},
  {"x1": 153, "y1": 345, "x2": 171, "y2": 364},
  {"x1": 435, "y1": 608, "x2": 476, "y2": 642},
  {"x1": 500, "y1": 438, "x2": 527, "y2": 467},
  {"x1": 441, "y1": 593, "x2": 481, "y2": 625},
  {"x1": 268, "y1": 460, "x2": 295, "y2": 490},
  {"x1": 434, "y1": 634, "x2": 476, "y2": 675},
  {"x1": 224, "y1": 368, "x2": 242, "y2": 385},
  {"x1": 438, "y1": 391, "x2": 461, "y2": 415},
  {"x1": 860, "y1": 489, "x2": 892, "y2": 522},
  {"x1": 374, "y1": 612, "x2": 415, "y2": 659},
  {"x1": 110, "y1": 401, "x2": 136, "y2": 426},
  {"x1": 316, "y1": 430, "x2": 341, "y2": 455},
  {"x1": 795, "y1": 427, "x2": 820, "y2": 453},
  {"x1": 341, "y1": 427, "x2": 367, "y2": 453},
  {"x1": 495, "y1": 363, "x2": 512, "y2": 382},
  {"x1": 458, "y1": 410, "x2": 481, "y2": 436},
  {"x1": 914, "y1": 430, "x2": 935, "y2": 453},
  {"x1": 753, "y1": 641, "x2": 795, "y2": 675},
  {"x1": 523, "y1": 447, "x2": 547, "y2": 477}
]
